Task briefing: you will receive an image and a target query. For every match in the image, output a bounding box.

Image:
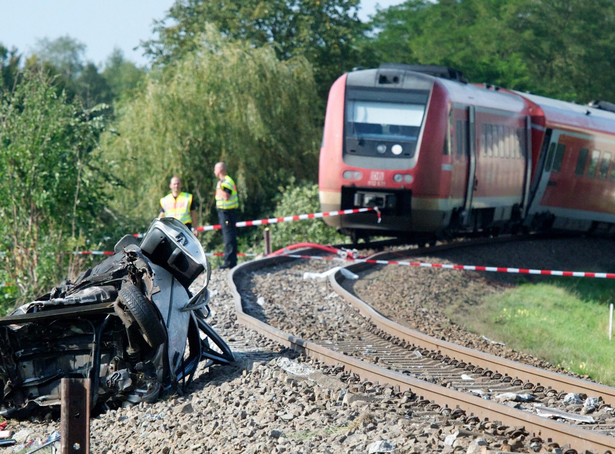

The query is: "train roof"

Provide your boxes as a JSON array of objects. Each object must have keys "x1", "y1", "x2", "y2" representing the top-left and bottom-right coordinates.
[
  {"x1": 436, "y1": 78, "x2": 527, "y2": 113},
  {"x1": 347, "y1": 66, "x2": 527, "y2": 114},
  {"x1": 512, "y1": 90, "x2": 615, "y2": 135}
]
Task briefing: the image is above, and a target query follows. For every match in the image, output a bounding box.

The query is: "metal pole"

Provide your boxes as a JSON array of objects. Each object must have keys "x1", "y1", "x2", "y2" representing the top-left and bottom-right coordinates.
[
  {"x1": 61, "y1": 378, "x2": 90, "y2": 454},
  {"x1": 264, "y1": 228, "x2": 272, "y2": 255},
  {"x1": 610, "y1": 303, "x2": 613, "y2": 341}
]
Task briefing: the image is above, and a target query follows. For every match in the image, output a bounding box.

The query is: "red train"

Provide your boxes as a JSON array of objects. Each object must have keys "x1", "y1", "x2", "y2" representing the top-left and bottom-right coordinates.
[{"x1": 319, "y1": 64, "x2": 615, "y2": 242}]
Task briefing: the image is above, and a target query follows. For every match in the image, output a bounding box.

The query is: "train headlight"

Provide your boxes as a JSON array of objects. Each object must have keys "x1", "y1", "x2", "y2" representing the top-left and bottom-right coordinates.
[
  {"x1": 376, "y1": 144, "x2": 387, "y2": 154},
  {"x1": 393, "y1": 174, "x2": 413, "y2": 184},
  {"x1": 343, "y1": 170, "x2": 363, "y2": 180},
  {"x1": 391, "y1": 144, "x2": 403, "y2": 155}
]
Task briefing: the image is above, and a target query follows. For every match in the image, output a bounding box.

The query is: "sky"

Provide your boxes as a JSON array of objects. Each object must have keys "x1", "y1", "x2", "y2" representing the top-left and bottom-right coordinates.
[{"x1": 0, "y1": 0, "x2": 404, "y2": 68}]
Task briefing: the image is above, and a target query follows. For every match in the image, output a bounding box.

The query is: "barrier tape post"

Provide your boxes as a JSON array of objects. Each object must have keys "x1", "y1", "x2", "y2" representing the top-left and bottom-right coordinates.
[{"x1": 264, "y1": 228, "x2": 272, "y2": 255}]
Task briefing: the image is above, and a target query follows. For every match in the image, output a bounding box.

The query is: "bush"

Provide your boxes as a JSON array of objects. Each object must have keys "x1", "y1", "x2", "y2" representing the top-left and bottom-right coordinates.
[{"x1": 267, "y1": 180, "x2": 346, "y2": 251}]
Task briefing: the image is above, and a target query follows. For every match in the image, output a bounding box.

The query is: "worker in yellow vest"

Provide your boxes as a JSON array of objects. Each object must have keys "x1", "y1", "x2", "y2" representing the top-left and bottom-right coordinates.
[
  {"x1": 214, "y1": 162, "x2": 238, "y2": 269},
  {"x1": 159, "y1": 176, "x2": 199, "y2": 234}
]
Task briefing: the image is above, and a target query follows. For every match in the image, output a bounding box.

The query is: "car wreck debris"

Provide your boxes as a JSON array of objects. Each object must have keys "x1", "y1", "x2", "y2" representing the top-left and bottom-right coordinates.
[{"x1": 0, "y1": 218, "x2": 233, "y2": 418}]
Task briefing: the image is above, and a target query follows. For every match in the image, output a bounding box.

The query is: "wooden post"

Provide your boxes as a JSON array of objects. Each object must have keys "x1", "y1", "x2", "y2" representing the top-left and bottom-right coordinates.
[
  {"x1": 61, "y1": 378, "x2": 90, "y2": 454},
  {"x1": 264, "y1": 228, "x2": 272, "y2": 255}
]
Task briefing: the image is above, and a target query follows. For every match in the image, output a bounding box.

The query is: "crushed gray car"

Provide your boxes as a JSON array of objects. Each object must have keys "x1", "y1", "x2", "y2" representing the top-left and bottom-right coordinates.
[{"x1": 0, "y1": 218, "x2": 233, "y2": 418}]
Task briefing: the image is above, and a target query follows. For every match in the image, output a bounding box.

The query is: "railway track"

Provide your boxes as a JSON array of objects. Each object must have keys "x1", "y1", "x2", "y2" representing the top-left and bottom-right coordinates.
[{"x1": 230, "y1": 239, "x2": 615, "y2": 454}]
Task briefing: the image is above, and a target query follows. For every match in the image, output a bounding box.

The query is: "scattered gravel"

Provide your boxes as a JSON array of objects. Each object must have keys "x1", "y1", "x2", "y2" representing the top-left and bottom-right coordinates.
[{"x1": 5, "y1": 237, "x2": 615, "y2": 453}]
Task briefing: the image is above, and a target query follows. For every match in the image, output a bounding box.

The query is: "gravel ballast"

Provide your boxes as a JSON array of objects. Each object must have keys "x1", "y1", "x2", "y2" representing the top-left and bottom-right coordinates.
[{"x1": 5, "y1": 237, "x2": 615, "y2": 453}]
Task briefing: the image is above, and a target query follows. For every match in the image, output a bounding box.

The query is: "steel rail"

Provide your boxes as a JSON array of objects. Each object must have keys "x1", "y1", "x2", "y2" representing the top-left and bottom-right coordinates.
[
  {"x1": 230, "y1": 250, "x2": 615, "y2": 454},
  {"x1": 333, "y1": 251, "x2": 615, "y2": 408}
]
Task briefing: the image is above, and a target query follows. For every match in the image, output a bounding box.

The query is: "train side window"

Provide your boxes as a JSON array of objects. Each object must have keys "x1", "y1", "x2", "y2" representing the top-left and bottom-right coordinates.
[
  {"x1": 544, "y1": 142, "x2": 556, "y2": 171},
  {"x1": 461, "y1": 121, "x2": 467, "y2": 156},
  {"x1": 587, "y1": 150, "x2": 601, "y2": 178},
  {"x1": 575, "y1": 148, "x2": 588, "y2": 175},
  {"x1": 599, "y1": 152, "x2": 611, "y2": 179},
  {"x1": 500, "y1": 126, "x2": 508, "y2": 158},
  {"x1": 455, "y1": 120, "x2": 463, "y2": 156},
  {"x1": 493, "y1": 125, "x2": 499, "y2": 157},
  {"x1": 517, "y1": 128, "x2": 526, "y2": 159},
  {"x1": 552, "y1": 144, "x2": 565, "y2": 172}
]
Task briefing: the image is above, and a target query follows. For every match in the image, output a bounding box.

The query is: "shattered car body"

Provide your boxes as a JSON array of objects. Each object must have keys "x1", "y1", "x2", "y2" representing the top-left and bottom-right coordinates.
[{"x1": 0, "y1": 218, "x2": 233, "y2": 418}]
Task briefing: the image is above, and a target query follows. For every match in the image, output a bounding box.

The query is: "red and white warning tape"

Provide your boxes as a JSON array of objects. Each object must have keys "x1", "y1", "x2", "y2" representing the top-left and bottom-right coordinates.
[
  {"x1": 131, "y1": 207, "x2": 381, "y2": 238},
  {"x1": 277, "y1": 253, "x2": 615, "y2": 279},
  {"x1": 195, "y1": 207, "x2": 381, "y2": 232}
]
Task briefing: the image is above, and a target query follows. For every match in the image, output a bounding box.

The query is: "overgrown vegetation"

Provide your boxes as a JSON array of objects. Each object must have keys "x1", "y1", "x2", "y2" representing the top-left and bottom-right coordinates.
[
  {"x1": 447, "y1": 279, "x2": 615, "y2": 386},
  {"x1": 102, "y1": 27, "x2": 320, "y2": 231},
  {"x1": 2, "y1": 0, "x2": 615, "y2": 310},
  {"x1": 0, "y1": 68, "x2": 115, "y2": 307}
]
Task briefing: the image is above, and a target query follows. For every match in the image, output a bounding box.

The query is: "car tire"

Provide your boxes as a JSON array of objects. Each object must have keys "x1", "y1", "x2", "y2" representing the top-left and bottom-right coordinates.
[{"x1": 119, "y1": 282, "x2": 167, "y2": 348}]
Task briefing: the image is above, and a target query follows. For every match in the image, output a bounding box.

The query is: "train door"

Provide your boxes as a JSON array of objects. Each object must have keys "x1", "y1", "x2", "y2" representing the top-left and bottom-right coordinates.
[
  {"x1": 449, "y1": 105, "x2": 476, "y2": 228},
  {"x1": 526, "y1": 129, "x2": 557, "y2": 221},
  {"x1": 456, "y1": 106, "x2": 477, "y2": 227},
  {"x1": 464, "y1": 106, "x2": 477, "y2": 216}
]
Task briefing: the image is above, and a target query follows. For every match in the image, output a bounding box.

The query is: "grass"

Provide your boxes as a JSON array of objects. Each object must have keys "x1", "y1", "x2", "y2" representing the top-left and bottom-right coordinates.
[{"x1": 447, "y1": 277, "x2": 615, "y2": 386}]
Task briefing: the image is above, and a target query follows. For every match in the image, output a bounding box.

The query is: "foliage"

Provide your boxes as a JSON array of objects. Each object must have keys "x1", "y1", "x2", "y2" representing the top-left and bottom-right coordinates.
[
  {"x1": 142, "y1": 0, "x2": 367, "y2": 99},
  {"x1": 448, "y1": 279, "x2": 615, "y2": 385},
  {"x1": 26, "y1": 37, "x2": 146, "y2": 110},
  {"x1": 0, "y1": 45, "x2": 21, "y2": 93},
  {"x1": 367, "y1": 0, "x2": 615, "y2": 102},
  {"x1": 32, "y1": 35, "x2": 87, "y2": 81},
  {"x1": 268, "y1": 180, "x2": 347, "y2": 251},
  {"x1": 102, "y1": 26, "x2": 321, "y2": 231},
  {"x1": 101, "y1": 49, "x2": 146, "y2": 102},
  {"x1": 0, "y1": 68, "x2": 114, "y2": 302}
]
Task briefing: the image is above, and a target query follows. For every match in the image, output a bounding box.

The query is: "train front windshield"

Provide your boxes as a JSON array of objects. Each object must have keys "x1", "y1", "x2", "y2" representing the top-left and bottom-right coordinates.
[{"x1": 344, "y1": 88, "x2": 429, "y2": 161}]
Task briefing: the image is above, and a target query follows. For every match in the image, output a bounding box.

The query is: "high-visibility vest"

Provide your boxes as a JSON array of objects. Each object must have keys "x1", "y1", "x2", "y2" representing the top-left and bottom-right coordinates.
[
  {"x1": 160, "y1": 192, "x2": 193, "y2": 224},
  {"x1": 216, "y1": 175, "x2": 239, "y2": 209}
]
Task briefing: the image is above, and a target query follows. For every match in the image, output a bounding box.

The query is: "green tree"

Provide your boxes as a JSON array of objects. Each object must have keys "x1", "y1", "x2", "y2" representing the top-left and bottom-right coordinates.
[
  {"x1": 102, "y1": 26, "x2": 321, "y2": 232},
  {"x1": 513, "y1": 0, "x2": 615, "y2": 101},
  {"x1": 143, "y1": 0, "x2": 366, "y2": 98},
  {"x1": 369, "y1": 0, "x2": 532, "y2": 90},
  {"x1": 30, "y1": 36, "x2": 121, "y2": 109},
  {"x1": 101, "y1": 48, "x2": 146, "y2": 101},
  {"x1": 32, "y1": 35, "x2": 86, "y2": 81},
  {"x1": 0, "y1": 68, "x2": 113, "y2": 302},
  {"x1": 367, "y1": 0, "x2": 615, "y2": 102},
  {"x1": 0, "y1": 44, "x2": 21, "y2": 93}
]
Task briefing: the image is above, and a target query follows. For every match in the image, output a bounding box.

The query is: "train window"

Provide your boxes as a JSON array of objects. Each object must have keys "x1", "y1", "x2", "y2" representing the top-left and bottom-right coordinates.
[
  {"x1": 552, "y1": 144, "x2": 565, "y2": 172},
  {"x1": 516, "y1": 128, "x2": 526, "y2": 159},
  {"x1": 460, "y1": 122, "x2": 467, "y2": 156},
  {"x1": 544, "y1": 142, "x2": 556, "y2": 171},
  {"x1": 493, "y1": 125, "x2": 500, "y2": 157},
  {"x1": 445, "y1": 111, "x2": 452, "y2": 155},
  {"x1": 599, "y1": 152, "x2": 611, "y2": 179},
  {"x1": 500, "y1": 126, "x2": 507, "y2": 158},
  {"x1": 587, "y1": 150, "x2": 601, "y2": 178},
  {"x1": 575, "y1": 148, "x2": 588, "y2": 175},
  {"x1": 486, "y1": 125, "x2": 493, "y2": 157},
  {"x1": 456, "y1": 121, "x2": 462, "y2": 156}
]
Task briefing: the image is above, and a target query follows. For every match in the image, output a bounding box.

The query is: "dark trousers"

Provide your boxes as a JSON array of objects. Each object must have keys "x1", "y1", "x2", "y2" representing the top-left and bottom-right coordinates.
[{"x1": 217, "y1": 208, "x2": 237, "y2": 267}]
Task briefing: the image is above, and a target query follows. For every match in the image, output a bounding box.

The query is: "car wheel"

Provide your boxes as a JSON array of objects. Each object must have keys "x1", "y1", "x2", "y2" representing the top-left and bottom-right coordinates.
[{"x1": 119, "y1": 282, "x2": 167, "y2": 348}]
